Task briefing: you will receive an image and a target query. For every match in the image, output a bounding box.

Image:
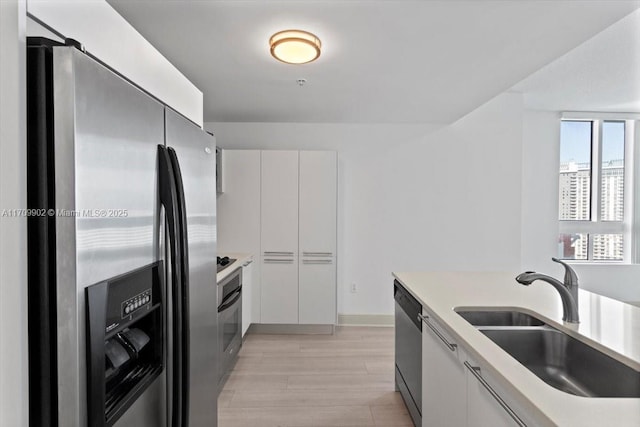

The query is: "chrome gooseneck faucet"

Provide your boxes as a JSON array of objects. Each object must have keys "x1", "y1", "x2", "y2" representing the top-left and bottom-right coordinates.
[{"x1": 515, "y1": 257, "x2": 579, "y2": 324}]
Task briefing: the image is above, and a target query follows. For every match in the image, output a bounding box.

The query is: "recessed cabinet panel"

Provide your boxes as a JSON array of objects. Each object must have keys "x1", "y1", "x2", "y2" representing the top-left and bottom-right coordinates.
[
  {"x1": 299, "y1": 151, "x2": 337, "y2": 255},
  {"x1": 217, "y1": 150, "x2": 261, "y2": 254},
  {"x1": 261, "y1": 151, "x2": 299, "y2": 254},
  {"x1": 261, "y1": 259, "x2": 299, "y2": 324},
  {"x1": 299, "y1": 259, "x2": 336, "y2": 324}
]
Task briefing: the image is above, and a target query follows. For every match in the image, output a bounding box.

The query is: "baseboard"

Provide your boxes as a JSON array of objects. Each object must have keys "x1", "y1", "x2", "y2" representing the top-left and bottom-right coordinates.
[
  {"x1": 338, "y1": 314, "x2": 394, "y2": 326},
  {"x1": 249, "y1": 323, "x2": 335, "y2": 335}
]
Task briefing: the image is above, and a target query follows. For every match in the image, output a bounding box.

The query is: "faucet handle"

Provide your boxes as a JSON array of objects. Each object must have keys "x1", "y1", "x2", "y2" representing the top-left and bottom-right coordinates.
[{"x1": 551, "y1": 257, "x2": 578, "y2": 288}]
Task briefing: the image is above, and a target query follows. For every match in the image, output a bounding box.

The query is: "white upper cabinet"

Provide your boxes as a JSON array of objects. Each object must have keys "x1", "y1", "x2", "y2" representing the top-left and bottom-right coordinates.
[
  {"x1": 261, "y1": 151, "x2": 299, "y2": 255},
  {"x1": 299, "y1": 151, "x2": 337, "y2": 255},
  {"x1": 217, "y1": 150, "x2": 261, "y2": 254}
]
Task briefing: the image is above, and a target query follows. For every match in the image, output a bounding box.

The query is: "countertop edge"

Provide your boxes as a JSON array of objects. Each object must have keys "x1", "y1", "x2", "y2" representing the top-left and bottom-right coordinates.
[{"x1": 216, "y1": 252, "x2": 253, "y2": 283}]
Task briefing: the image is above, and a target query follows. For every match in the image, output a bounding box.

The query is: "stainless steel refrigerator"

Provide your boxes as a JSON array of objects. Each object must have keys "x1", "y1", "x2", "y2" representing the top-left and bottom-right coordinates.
[{"x1": 27, "y1": 38, "x2": 218, "y2": 427}]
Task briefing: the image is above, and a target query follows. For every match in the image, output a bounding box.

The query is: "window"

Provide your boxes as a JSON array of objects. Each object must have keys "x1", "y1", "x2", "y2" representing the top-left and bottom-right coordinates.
[{"x1": 558, "y1": 117, "x2": 636, "y2": 262}]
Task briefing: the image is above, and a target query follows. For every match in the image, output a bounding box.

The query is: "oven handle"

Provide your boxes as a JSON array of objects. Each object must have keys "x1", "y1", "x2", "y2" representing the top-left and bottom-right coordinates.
[{"x1": 218, "y1": 286, "x2": 242, "y2": 313}]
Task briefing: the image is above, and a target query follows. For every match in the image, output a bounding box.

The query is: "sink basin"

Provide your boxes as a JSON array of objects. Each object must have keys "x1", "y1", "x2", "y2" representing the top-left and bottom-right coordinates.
[
  {"x1": 480, "y1": 327, "x2": 640, "y2": 397},
  {"x1": 457, "y1": 310, "x2": 545, "y2": 327}
]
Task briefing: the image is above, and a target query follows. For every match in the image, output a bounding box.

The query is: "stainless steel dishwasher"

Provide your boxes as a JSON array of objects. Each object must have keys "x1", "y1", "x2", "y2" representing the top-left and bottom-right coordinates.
[{"x1": 394, "y1": 280, "x2": 422, "y2": 427}]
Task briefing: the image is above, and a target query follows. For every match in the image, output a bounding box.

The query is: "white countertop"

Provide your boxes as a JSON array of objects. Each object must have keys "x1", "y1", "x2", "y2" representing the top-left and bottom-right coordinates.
[
  {"x1": 216, "y1": 252, "x2": 253, "y2": 283},
  {"x1": 393, "y1": 271, "x2": 640, "y2": 427}
]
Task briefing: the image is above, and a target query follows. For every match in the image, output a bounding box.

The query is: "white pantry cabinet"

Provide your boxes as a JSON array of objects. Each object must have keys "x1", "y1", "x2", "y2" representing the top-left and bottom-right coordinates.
[
  {"x1": 298, "y1": 151, "x2": 337, "y2": 324},
  {"x1": 260, "y1": 151, "x2": 300, "y2": 323},
  {"x1": 217, "y1": 150, "x2": 337, "y2": 326}
]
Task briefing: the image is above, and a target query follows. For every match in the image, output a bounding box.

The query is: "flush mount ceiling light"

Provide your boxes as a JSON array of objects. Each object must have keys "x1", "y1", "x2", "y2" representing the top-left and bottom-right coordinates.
[{"x1": 269, "y1": 30, "x2": 321, "y2": 64}]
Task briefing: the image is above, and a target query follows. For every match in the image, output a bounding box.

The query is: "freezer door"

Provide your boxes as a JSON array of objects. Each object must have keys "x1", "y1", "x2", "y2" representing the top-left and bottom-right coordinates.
[
  {"x1": 51, "y1": 47, "x2": 165, "y2": 427},
  {"x1": 165, "y1": 109, "x2": 218, "y2": 427}
]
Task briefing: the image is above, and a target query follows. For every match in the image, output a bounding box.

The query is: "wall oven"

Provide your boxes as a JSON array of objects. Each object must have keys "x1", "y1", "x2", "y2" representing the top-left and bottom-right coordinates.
[{"x1": 217, "y1": 267, "x2": 242, "y2": 388}]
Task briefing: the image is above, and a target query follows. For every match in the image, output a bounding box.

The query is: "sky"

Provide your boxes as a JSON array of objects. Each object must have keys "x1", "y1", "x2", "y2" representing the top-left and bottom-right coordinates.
[{"x1": 560, "y1": 120, "x2": 625, "y2": 164}]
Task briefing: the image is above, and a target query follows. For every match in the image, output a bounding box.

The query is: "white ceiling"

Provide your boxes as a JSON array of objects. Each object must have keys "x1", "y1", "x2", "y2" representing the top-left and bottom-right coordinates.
[{"x1": 108, "y1": 0, "x2": 639, "y2": 124}]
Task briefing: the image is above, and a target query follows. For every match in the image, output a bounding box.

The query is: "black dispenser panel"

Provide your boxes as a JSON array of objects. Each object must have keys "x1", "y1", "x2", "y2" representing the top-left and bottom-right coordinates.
[{"x1": 86, "y1": 262, "x2": 163, "y2": 427}]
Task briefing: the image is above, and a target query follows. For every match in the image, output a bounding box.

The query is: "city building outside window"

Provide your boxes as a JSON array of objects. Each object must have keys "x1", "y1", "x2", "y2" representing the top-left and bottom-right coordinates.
[{"x1": 558, "y1": 115, "x2": 638, "y2": 263}]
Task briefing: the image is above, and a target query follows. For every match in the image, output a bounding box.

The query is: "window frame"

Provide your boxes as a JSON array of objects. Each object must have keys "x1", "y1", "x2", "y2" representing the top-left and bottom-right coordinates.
[{"x1": 558, "y1": 113, "x2": 639, "y2": 264}]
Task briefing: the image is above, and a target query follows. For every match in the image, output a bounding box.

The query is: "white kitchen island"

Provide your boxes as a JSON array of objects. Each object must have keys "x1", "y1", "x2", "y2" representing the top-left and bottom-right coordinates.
[{"x1": 393, "y1": 271, "x2": 640, "y2": 427}]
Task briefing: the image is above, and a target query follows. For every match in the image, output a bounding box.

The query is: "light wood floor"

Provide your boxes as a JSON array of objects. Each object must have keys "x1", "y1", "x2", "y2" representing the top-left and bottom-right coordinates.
[{"x1": 218, "y1": 326, "x2": 413, "y2": 427}]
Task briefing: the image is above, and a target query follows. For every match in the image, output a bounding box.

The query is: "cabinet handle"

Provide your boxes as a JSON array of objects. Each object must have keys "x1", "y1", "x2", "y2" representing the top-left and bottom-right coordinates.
[
  {"x1": 302, "y1": 259, "x2": 333, "y2": 264},
  {"x1": 302, "y1": 252, "x2": 333, "y2": 257},
  {"x1": 263, "y1": 251, "x2": 294, "y2": 256},
  {"x1": 417, "y1": 313, "x2": 457, "y2": 352},
  {"x1": 463, "y1": 361, "x2": 527, "y2": 427},
  {"x1": 264, "y1": 258, "x2": 294, "y2": 263}
]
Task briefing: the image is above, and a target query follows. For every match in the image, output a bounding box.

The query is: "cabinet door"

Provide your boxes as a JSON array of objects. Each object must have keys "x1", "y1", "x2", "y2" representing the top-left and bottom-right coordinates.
[
  {"x1": 241, "y1": 260, "x2": 253, "y2": 336},
  {"x1": 299, "y1": 259, "x2": 336, "y2": 324},
  {"x1": 421, "y1": 310, "x2": 466, "y2": 427},
  {"x1": 217, "y1": 150, "x2": 262, "y2": 322},
  {"x1": 261, "y1": 258, "x2": 298, "y2": 324},
  {"x1": 466, "y1": 359, "x2": 527, "y2": 427},
  {"x1": 261, "y1": 151, "x2": 299, "y2": 254},
  {"x1": 298, "y1": 151, "x2": 337, "y2": 325},
  {"x1": 217, "y1": 150, "x2": 261, "y2": 252},
  {"x1": 260, "y1": 151, "x2": 299, "y2": 324},
  {"x1": 299, "y1": 151, "x2": 337, "y2": 255}
]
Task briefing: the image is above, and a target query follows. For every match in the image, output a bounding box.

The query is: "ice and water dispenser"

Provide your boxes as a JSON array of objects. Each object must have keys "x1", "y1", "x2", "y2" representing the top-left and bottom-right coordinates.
[{"x1": 85, "y1": 262, "x2": 164, "y2": 426}]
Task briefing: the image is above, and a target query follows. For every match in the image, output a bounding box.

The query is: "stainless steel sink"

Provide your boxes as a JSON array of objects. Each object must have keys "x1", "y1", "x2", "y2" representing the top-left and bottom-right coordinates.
[
  {"x1": 457, "y1": 310, "x2": 546, "y2": 327},
  {"x1": 481, "y1": 327, "x2": 640, "y2": 398},
  {"x1": 456, "y1": 310, "x2": 640, "y2": 397}
]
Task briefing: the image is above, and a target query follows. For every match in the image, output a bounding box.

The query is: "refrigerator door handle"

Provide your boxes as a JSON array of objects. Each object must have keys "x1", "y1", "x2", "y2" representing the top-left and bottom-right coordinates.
[
  {"x1": 167, "y1": 146, "x2": 190, "y2": 427},
  {"x1": 158, "y1": 145, "x2": 184, "y2": 427}
]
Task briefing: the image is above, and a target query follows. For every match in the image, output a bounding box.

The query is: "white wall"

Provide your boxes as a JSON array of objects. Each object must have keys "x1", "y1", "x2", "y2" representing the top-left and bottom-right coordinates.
[
  {"x1": 207, "y1": 92, "x2": 525, "y2": 315},
  {"x1": 0, "y1": 1, "x2": 28, "y2": 426},
  {"x1": 27, "y1": 0, "x2": 204, "y2": 126},
  {"x1": 520, "y1": 110, "x2": 561, "y2": 273}
]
